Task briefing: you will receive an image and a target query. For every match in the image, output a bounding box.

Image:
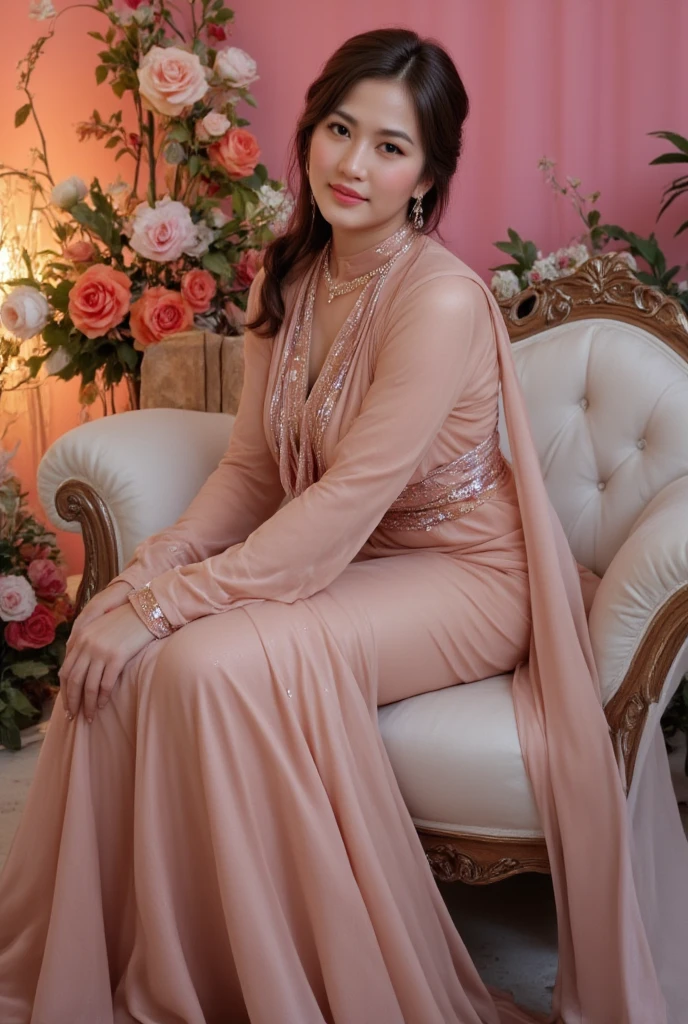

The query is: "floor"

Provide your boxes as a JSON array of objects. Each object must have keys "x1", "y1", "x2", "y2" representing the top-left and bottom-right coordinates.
[{"x1": 1, "y1": 716, "x2": 686, "y2": 1016}]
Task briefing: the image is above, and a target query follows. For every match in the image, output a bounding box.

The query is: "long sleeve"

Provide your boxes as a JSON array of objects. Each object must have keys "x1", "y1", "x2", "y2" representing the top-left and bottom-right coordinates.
[
  {"x1": 112, "y1": 269, "x2": 284, "y2": 591},
  {"x1": 144, "y1": 274, "x2": 492, "y2": 627}
]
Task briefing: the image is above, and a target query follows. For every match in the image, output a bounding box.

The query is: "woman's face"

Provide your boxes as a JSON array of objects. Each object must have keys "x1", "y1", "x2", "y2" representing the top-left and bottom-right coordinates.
[{"x1": 308, "y1": 77, "x2": 431, "y2": 235}]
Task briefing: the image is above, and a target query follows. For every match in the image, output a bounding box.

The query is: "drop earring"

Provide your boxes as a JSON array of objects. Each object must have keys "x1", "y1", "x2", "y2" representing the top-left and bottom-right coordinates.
[{"x1": 411, "y1": 193, "x2": 424, "y2": 230}]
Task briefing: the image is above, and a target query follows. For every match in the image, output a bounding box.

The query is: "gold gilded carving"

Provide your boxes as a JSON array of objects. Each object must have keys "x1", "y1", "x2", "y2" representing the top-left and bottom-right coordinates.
[
  {"x1": 419, "y1": 829, "x2": 549, "y2": 885},
  {"x1": 498, "y1": 252, "x2": 688, "y2": 363},
  {"x1": 55, "y1": 480, "x2": 119, "y2": 616},
  {"x1": 605, "y1": 585, "x2": 688, "y2": 787}
]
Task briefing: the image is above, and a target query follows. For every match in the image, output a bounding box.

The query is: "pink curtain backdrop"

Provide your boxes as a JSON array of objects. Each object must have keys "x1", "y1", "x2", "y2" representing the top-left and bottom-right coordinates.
[{"x1": 1, "y1": 0, "x2": 685, "y2": 576}]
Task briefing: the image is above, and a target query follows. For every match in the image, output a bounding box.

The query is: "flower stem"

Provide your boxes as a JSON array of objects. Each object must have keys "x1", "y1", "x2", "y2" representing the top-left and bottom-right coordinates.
[{"x1": 146, "y1": 112, "x2": 156, "y2": 206}]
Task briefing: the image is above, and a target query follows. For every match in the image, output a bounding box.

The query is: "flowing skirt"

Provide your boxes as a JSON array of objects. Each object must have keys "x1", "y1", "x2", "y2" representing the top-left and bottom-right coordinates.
[{"x1": 0, "y1": 548, "x2": 548, "y2": 1024}]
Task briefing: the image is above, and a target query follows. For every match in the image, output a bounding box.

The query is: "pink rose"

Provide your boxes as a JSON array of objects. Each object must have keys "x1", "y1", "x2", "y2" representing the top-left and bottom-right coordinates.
[
  {"x1": 130, "y1": 286, "x2": 194, "y2": 348},
  {"x1": 137, "y1": 45, "x2": 209, "y2": 117},
  {"x1": 62, "y1": 240, "x2": 97, "y2": 264},
  {"x1": 68, "y1": 264, "x2": 131, "y2": 339},
  {"x1": 234, "y1": 249, "x2": 263, "y2": 290},
  {"x1": 124, "y1": 0, "x2": 146, "y2": 7},
  {"x1": 5, "y1": 604, "x2": 56, "y2": 651},
  {"x1": 181, "y1": 269, "x2": 217, "y2": 313},
  {"x1": 27, "y1": 558, "x2": 67, "y2": 599},
  {"x1": 129, "y1": 199, "x2": 198, "y2": 263},
  {"x1": 209, "y1": 128, "x2": 260, "y2": 181},
  {"x1": 196, "y1": 111, "x2": 231, "y2": 142},
  {"x1": 0, "y1": 575, "x2": 37, "y2": 622}
]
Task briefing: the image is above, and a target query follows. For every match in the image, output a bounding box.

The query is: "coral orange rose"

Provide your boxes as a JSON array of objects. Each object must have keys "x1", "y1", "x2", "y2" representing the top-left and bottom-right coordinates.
[
  {"x1": 209, "y1": 128, "x2": 260, "y2": 180},
  {"x1": 181, "y1": 269, "x2": 217, "y2": 313},
  {"x1": 68, "y1": 264, "x2": 131, "y2": 339},
  {"x1": 130, "y1": 286, "x2": 194, "y2": 348}
]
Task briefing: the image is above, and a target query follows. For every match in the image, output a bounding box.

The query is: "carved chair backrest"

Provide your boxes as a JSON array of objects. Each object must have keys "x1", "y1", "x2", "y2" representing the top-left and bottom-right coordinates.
[{"x1": 497, "y1": 254, "x2": 688, "y2": 576}]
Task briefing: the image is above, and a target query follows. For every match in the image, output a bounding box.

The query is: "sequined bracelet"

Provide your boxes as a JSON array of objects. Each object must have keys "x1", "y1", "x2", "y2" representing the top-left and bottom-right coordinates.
[{"x1": 128, "y1": 584, "x2": 176, "y2": 639}]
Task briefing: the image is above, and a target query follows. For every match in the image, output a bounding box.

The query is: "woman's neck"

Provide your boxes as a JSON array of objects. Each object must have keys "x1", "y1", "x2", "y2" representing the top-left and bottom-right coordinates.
[{"x1": 329, "y1": 215, "x2": 410, "y2": 276}]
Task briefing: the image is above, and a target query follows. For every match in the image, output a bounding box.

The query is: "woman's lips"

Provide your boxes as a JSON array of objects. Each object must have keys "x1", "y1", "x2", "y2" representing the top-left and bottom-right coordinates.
[{"x1": 329, "y1": 184, "x2": 367, "y2": 205}]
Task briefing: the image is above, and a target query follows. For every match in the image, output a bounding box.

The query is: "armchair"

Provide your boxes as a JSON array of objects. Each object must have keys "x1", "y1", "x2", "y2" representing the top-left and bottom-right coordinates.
[{"x1": 38, "y1": 254, "x2": 688, "y2": 885}]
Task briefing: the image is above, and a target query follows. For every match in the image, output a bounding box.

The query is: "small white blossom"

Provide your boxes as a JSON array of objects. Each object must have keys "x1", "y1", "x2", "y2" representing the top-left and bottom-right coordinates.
[
  {"x1": 183, "y1": 222, "x2": 216, "y2": 258},
  {"x1": 29, "y1": 0, "x2": 56, "y2": 20},
  {"x1": 616, "y1": 251, "x2": 638, "y2": 272},
  {"x1": 490, "y1": 269, "x2": 521, "y2": 301},
  {"x1": 209, "y1": 208, "x2": 231, "y2": 229},
  {"x1": 677, "y1": 280, "x2": 688, "y2": 294},
  {"x1": 527, "y1": 255, "x2": 560, "y2": 286}
]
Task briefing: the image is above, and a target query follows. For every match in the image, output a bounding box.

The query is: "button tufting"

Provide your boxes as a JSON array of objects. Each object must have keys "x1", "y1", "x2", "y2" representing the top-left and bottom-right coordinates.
[
  {"x1": 637, "y1": 439, "x2": 646, "y2": 450},
  {"x1": 597, "y1": 481, "x2": 606, "y2": 491},
  {"x1": 580, "y1": 398, "x2": 589, "y2": 411}
]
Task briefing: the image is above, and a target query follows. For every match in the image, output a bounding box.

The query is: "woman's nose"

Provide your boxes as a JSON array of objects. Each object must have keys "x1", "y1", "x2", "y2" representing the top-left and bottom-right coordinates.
[{"x1": 337, "y1": 142, "x2": 367, "y2": 180}]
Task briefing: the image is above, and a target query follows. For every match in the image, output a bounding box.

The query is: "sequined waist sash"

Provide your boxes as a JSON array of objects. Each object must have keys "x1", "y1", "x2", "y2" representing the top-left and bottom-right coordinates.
[{"x1": 378, "y1": 429, "x2": 509, "y2": 532}]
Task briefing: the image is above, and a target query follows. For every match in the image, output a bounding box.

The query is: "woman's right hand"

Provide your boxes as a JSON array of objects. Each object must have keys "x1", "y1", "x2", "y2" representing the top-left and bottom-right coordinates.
[{"x1": 66, "y1": 580, "x2": 134, "y2": 655}]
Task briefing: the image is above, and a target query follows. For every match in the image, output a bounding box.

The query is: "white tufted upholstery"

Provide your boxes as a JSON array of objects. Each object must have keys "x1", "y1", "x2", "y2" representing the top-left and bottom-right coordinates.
[
  {"x1": 37, "y1": 312, "x2": 688, "y2": 843},
  {"x1": 38, "y1": 409, "x2": 234, "y2": 568},
  {"x1": 499, "y1": 318, "x2": 688, "y2": 576}
]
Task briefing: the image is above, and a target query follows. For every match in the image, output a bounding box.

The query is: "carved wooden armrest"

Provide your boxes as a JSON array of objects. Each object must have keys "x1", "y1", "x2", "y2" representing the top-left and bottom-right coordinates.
[
  {"x1": 54, "y1": 480, "x2": 119, "y2": 616},
  {"x1": 590, "y1": 476, "x2": 688, "y2": 787}
]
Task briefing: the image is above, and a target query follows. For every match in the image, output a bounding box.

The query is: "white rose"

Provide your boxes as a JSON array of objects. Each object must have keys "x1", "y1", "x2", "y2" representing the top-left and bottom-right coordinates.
[
  {"x1": 51, "y1": 175, "x2": 88, "y2": 210},
  {"x1": 677, "y1": 280, "x2": 688, "y2": 294},
  {"x1": 490, "y1": 270, "x2": 521, "y2": 301},
  {"x1": 182, "y1": 222, "x2": 216, "y2": 258},
  {"x1": 137, "y1": 46, "x2": 209, "y2": 117},
  {"x1": 0, "y1": 286, "x2": 51, "y2": 341},
  {"x1": 129, "y1": 198, "x2": 198, "y2": 262},
  {"x1": 214, "y1": 47, "x2": 259, "y2": 88},
  {"x1": 257, "y1": 183, "x2": 286, "y2": 213},
  {"x1": 0, "y1": 575, "x2": 37, "y2": 623},
  {"x1": 198, "y1": 112, "x2": 231, "y2": 140}
]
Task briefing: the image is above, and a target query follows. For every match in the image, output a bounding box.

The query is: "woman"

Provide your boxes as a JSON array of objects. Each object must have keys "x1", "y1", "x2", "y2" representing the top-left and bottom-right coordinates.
[{"x1": 0, "y1": 28, "x2": 683, "y2": 1024}]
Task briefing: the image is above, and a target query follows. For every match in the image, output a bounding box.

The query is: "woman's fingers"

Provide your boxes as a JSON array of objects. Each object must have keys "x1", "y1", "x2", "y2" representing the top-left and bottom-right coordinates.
[
  {"x1": 81, "y1": 658, "x2": 107, "y2": 723},
  {"x1": 62, "y1": 652, "x2": 91, "y2": 719},
  {"x1": 96, "y1": 661, "x2": 121, "y2": 713}
]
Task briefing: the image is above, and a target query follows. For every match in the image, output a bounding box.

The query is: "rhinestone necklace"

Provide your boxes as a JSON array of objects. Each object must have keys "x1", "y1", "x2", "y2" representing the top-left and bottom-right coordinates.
[{"x1": 322, "y1": 224, "x2": 416, "y2": 304}]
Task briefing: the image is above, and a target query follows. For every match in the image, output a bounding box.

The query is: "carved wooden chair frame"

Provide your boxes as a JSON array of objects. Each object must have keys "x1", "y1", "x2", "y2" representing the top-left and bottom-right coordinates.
[{"x1": 57, "y1": 253, "x2": 688, "y2": 886}]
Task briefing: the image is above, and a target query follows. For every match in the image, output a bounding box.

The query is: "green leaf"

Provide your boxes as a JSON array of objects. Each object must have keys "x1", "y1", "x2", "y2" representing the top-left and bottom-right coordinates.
[
  {"x1": 105, "y1": 136, "x2": 119, "y2": 149},
  {"x1": 649, "y1": 153, "x2": 688, "y2": 166},
  {"x1": 167, "y1": 123, "x2": 191, "y2": 144},
  {"x1": 9, "y1": 661, "x2": 50, "y2": 680},
  {"x1": 112, "y1": 79, "x2": 127, "y2": 99},
  {"x1": 188, "y1": 154, "x2": 201, "y2": 178},
  {"x1": 0, "y1": 719, "x2": 21, "y2": 752},
  {"x1": 243, "y1": 92, "x2": 257, "y2": 108},
  {"x1": 95, "y1": 64, "x2": 108, "y2": 85},
  {"x1": 214, "y1": 7, "x2": 234, "y2": 22},
  {"x1": 648, "y1": 130, "x2": 688, "y2": 155},
  {"x1": 6, "y1": 688, "x2": 39, "y2": 717},
  {"x1": 202, "y1": 251, "x2": 234, "y2": 277},
  {"x1": 87, "y1": 31, "x2": 106, "y2": 42},
  {"x1": 15, "y1": 104, "x2": 32, "y2": 128}
]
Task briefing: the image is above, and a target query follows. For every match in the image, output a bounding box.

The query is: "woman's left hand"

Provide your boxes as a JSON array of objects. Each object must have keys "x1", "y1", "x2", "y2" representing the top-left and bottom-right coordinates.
[{"x1": 59, "y1": 603, "x2": 155, "y2": 723}]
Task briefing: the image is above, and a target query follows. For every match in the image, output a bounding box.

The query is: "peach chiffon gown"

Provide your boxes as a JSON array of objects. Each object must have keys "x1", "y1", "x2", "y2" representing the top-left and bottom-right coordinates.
[{"x1": 0, "y1": 227, "x2": 684, "y2": 1023}]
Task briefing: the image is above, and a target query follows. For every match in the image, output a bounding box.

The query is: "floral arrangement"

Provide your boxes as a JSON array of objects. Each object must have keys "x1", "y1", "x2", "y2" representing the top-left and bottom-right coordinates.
[
  {"x1": 0, "y1": 438, "x2": 74, "y2": 750},
  {"x1": 489, "y1": 133, "x2": 688, "y2": 316},
  {"x1": 0, "y1": 0, "x2": 292, "y2": 410}
]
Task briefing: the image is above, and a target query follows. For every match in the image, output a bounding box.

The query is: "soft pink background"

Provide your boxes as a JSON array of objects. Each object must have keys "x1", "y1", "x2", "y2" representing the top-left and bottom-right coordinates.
[{"x1": 1, "y1": 0, "x2": 686, "y2": 574}]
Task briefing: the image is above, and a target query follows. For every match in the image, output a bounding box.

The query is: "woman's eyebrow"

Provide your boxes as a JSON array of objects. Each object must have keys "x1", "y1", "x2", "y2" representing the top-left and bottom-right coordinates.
[{"x1": 332, "y1": 108, "x2": 414, "y2": 145}]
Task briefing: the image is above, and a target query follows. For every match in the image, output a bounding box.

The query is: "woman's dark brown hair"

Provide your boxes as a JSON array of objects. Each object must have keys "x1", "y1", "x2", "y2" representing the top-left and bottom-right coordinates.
[{"x1": 247, "y1": 27, "x2": 470, "y2": 338}]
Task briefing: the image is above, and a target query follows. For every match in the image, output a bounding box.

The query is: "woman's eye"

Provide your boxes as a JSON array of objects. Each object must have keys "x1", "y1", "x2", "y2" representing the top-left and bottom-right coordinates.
[
  {"x1": 381, "y1": 142, "x2": 402, "y2": 155},
  {"x1": 328, "y1": 122, "x2": 349, "y2": 137}
]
